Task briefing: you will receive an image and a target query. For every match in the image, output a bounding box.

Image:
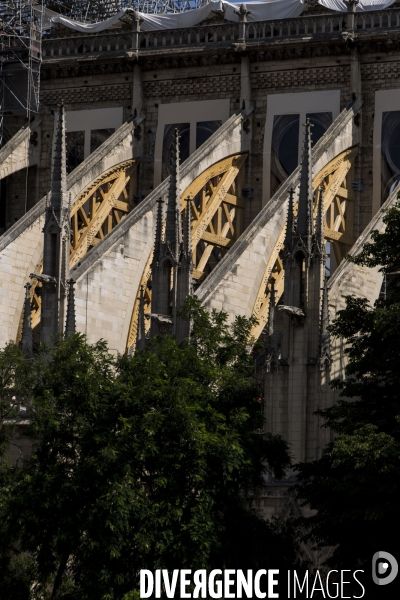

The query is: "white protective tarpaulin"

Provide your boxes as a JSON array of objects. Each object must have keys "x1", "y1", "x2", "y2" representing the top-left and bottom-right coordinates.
[
  {"x1": 50, "y1": 0, "x2": 305, "y2": 33},
  {"x1": 50, "y1": 9, "x2": 129, "y2": 32},
  {"x1": 138, "y1": 0, "x2": 304, "y2": 30},
  {"x1": 318, "y1": 0, "x2": 396, "y2": 11}
]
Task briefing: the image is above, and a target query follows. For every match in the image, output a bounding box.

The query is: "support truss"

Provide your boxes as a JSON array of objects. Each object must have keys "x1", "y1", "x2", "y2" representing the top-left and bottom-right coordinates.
[
  {"x1": 250, "y1": 147, "x2": 358, "y2": 342},
  {"x1": 126, "y1": 153, "x2": 248, "y2": 352},
  {"x1": 22, "y1": 159, "x2": 138, "y2": 335}
]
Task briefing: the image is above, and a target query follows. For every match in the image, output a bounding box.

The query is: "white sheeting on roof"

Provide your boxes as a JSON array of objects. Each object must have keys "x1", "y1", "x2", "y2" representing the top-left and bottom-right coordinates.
[
  {"x1": 50, "y1": 9, "x2": 128, "y2": 32},
  {"x1": 50, "y1": 0, "x2": 304, "y2": 33},
  {"x1": 318, "y1": 0, "x2": 396, "y2": 11},
  {"x1": 138, "y1": 0, "x2": 304, "y2": 30},
  {"x1": 49, "y1": 0, "x2": 397, "y2": 34}
]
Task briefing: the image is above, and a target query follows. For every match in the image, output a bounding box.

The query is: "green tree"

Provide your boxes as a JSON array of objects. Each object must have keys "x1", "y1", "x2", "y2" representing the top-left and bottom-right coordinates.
[
  {"x1": 0, "y1": 342, "x2": 34, "y2": 459},
  {"x1": 0, "y1": 299, "x2": 291, "y2": 599},
  {"x1": 0, "y1": 343, "x2": 36, "y2": 600},
  {"x1": 296, "y1": 202, "x2": 400, "y2": 581}
]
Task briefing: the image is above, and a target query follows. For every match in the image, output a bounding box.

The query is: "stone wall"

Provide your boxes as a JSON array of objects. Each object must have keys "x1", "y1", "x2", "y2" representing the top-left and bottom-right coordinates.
[
  {"x1": 328, "y1": 180, "x2": 399, "y2": 386},
  {"x1": 0, "y1": 119, "x2": 140, "y2": 347},
  {"x1": 197, "y1": 104, "x2": 361, "y2": 321},
  {"x1": 71, "y1": 109, "x2": 251, "y2": 352}
]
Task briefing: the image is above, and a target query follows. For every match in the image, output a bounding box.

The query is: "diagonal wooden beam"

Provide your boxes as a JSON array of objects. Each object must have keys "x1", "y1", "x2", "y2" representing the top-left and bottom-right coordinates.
[
  {"x1": 250, "y1": 147, "x2": 358, "y2": 343},
  {"x1": 70, "y1": 169, "x2": 132, "y2": 267},
  {"x1": 195, "y1": 207, "x2": 236, "y2": 279},
  {"x1": 70, "y1": 160, "x2": 137, "y2": 217},
  {"x1": 125, "y1": 155, "x2": 247, "y2": 353},
  {"x1": 192, "y1": 155, "x2": 247, "y2": 245},
  {"x1": 180, "y1": 154, "x2": 247, "y2": 210},
  {"x1": 325, "y1": 228, "x2": 355, "y2": 246},
  {"x1": 201, "y1": 231, "x2": 232, "y2": 249}
]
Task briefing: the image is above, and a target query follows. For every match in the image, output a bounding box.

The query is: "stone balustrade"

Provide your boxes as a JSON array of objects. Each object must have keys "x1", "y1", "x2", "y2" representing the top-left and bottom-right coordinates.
[{"x1": 41, "y1": 8, "x2": 400, "y2": 58}]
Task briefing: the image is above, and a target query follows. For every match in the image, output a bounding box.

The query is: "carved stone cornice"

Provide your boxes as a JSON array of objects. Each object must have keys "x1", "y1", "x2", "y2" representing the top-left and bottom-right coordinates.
[
  {"x1": 40, "y1": 30, "x2": 400, "y2": 81},
  {"x1": 139, "y1": 51, "x2": 240, "y2": 71},
  {"x1": 41, "y1": 60, "x2": 134, "y2": 80}
]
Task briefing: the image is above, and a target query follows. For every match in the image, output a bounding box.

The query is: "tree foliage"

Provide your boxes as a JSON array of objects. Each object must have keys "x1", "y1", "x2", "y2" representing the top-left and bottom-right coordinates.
[
  {"x1": 0, "y1": 299, "x2": 291, "y2": 599},
  {"x1": 296, "y1": 201, "x2": 400, "y2": 578},
  {"x1": 0, "y1": 342, "x2": 35, "y2": 458}
]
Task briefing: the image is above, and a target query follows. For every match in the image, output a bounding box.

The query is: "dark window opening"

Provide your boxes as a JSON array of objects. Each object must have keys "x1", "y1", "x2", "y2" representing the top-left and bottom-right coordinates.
[
  {"x1": 66, "y1": 130, "x2": 84, "y2": 174},
  {"x1": 196, "y1": 120, "x2": 222, "y2": 149},
  {"x1": 306, "y1": 112, "x2": 333, "y2": 148},
  {"x1": 90, "y1": 128, "x2": 115, "y2": 154},
  {"x1": 271, "y1": 114, "x2": 299, "y2": 198},
  {"x1": 162, "y1": 123, "x2": 190, "y2": 180},
  {"x1": 270, "y1": 112, "x2": 332, "y2": 198},
  {"x1": 381, "y1": 111, "x2": 400, "y2": 204}
]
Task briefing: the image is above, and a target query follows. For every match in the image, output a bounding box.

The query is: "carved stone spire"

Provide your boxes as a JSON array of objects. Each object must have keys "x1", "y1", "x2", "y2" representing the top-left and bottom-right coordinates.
[
  {"x1": 150, "y1": 132, "x2": 187, "y2": 337},
  {"x1": 50, "y1": 103, "x2": 67, "y2": 214},
  {"x1": 153, "y1": 198, "x2": 164, "y2": 264},
  {"x1": 175, "y1": 197, "x2": 193, "y2": 343},
  {"x1": 314, "y1": 184, "x2": 326, "y2": 260},
  {"x1": 40, "y1": 103, "x2": 70, "y2": 343},
  {"x1": 150, "y1": 196, "x2": 169, "y2": 326},
  {"x1": 182, "y1": 196, "x2": 193, "y2": 264},
  {"x1": 136, "y1": 285, "x2": 146, "y2": 351},
  {"x1": 150, "y1": 135, "x2": 194, "y2": 340},
  {"x1": 65, "y1": 278, "x2": 76, "y2": 337},
  {"x1": 265, "y1": 278, "x2": 278, "y2": 371},
  {"x1": 284, "y1": 187, "x2": 295, "y2": 256},
  {"x1": 165, "y1": 128, "x2": 182, "y2": 262},
  {"x1": 268, "y1": 278, "x2": 276, "y2": 339},
  {"x1": 319, "y1": 276, "x2": 331, "y2": 368},
  {"x1": 296, "y1": 119, "x2": 314, "y2": 243},
  {"x1": 21, "y1": 282, "x2": 33, "y2": 358}
]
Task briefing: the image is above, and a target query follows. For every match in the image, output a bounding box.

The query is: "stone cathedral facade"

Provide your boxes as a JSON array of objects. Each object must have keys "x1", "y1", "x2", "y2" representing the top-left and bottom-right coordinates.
[{"x1": 1, "y1": 1, "x2": 399, "y2": 518}]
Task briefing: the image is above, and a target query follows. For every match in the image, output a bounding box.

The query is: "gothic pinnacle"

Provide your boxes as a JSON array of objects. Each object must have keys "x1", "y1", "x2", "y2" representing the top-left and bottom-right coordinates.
[
  {"x1": 153, "y1": 198, "x2": 164, "y2": 265},
  {"x1": 267, "y1": 278, "x2": 277, "y2": 339},
  {"x1": 21, "y1": 282, "x2": 33, "y2": 358},
  {"x1": 136, "y1": 285, "x2": 146, "y2": 351},
  {"x1": 183, "y1": 196, "x2": 193, "y2": 261},
  {"x1": 50, "y1": 102, "x2": 68, "y2": 214},
  {"x1": 319, "y1": 276, "x2": 331, "y2": 367},
  {"x1": 315, "y1": 184, "x2": 325, "y2": 256},
  {"x1": 265, "y1": 277, "x2": 278, "y2": 371},
  {"x1": 296, "y1": 119, "x2": 314, "y2": 241},
  {"x1": 40, "y1": 101, "x2": 70, "y2": 343},
  {"x1": 65, "y1": 279, "x2": 76, "y2": 337},
  {"x1": 284, "y1": 187, "x2": 295, "y2": 253},
  {"x1": 165, "y1": 128, "x2": 182, "y2": 261}
]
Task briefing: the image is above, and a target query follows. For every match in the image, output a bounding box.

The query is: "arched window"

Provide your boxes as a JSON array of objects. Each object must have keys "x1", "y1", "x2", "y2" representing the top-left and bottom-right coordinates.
[{"x1": 381, "y1": 111, "x2": 400, "y2": 204}]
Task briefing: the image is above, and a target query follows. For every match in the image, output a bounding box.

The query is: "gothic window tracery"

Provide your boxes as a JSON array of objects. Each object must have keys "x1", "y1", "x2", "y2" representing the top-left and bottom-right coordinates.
[
  {"x1": 195, "y1": 120, "x2": 222, "y2": 149},
  {"x1": 66, "y1": 130, "x2": 84, "y2": 174},
  {"x1": 381, "y1": 111, "x2": 400, "y2": 204},
  {"x1": 270, "y1": 111, "x2": 333, "y2": 198},
  {"x1": 252, "y1": 147, "x2": 357, "y2": 343},
  {"x1": 90, "y1": 128, "x2": 115, "y2": 154}
]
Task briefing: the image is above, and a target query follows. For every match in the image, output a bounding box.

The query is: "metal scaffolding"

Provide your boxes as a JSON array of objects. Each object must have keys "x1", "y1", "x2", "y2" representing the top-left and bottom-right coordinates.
[
  {"x1": 67, "y1": 1, "x2": 207, "y2": 20},
  {"x1": 0, "y1": 0, "x2": 208, "y2": 147},
  {"x1": 0, "y1": 1, "x2": 43, "y2": 147}
]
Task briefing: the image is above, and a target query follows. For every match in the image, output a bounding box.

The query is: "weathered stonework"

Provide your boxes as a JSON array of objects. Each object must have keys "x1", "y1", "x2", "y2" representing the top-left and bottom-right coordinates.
[
  {"x1": 0, "y1": 119, "x2": 141, "y2": 345},
  {"x1": 2, "y1": 6, "x2": 399, "y2": 499}
]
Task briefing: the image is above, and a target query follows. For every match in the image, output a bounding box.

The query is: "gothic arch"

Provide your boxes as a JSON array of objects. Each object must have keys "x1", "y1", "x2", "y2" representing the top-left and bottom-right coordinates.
[
  {"x1": 250, "y1": 147, "x2": 358, "y2": 341},
  {"x1": 125, "y1": 153, "x2": 248, "y2": 352},
  {"x1": 18, "y1": 160, "x2": 139, "y2": 340}
]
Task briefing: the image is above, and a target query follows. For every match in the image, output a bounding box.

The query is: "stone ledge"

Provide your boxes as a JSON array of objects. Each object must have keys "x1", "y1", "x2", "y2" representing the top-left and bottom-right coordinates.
[
  {"x1": 71, "y1": 106, "x2": 253, "y2": 282},
  {"x1": 0, "y1": 116, "x2": 143, "y2": 253},
  {"x1": 196, "y1": 100, "x2": 362, "y2": 305}
]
